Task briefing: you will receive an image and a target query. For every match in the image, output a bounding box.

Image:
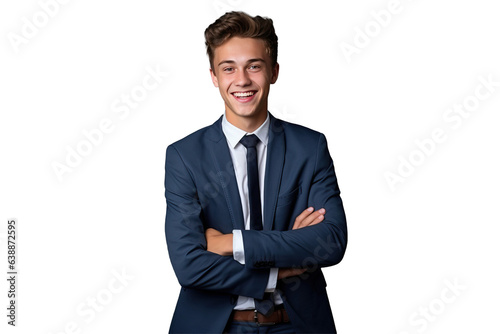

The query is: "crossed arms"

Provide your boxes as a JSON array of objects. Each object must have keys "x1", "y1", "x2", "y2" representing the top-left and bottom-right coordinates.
[
  {"x1": 164, "y1": 133, "x2": 347, "y2": 299},
  {"x1": 205, "y1": 207, "x2": 328, "y2": 279}
]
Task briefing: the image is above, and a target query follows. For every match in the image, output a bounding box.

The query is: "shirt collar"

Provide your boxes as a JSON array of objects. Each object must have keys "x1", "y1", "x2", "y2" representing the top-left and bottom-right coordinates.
[{"x1": 222, "y1": 112, "x2": 270, "y2": 149}]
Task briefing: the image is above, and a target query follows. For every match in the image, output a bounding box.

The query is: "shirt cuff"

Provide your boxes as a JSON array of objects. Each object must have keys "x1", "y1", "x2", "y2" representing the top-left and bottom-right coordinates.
[
  {"x1": 265, "y1": 268, "x2": 278, "y2": 292},
  {"x1": 232, "y1": 229, "x2": 245, "y2": 265}
]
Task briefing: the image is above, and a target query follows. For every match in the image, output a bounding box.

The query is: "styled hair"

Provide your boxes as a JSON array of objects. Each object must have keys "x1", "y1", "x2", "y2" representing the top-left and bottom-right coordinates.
[{"x1": 204, "y1": 11, "x2": 278, "y2": 72}]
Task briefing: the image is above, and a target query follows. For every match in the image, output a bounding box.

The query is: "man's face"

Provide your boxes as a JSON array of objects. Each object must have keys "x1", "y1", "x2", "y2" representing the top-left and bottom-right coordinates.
[{"x1": 210, "y1": 37, "x2": 279, "y2": 128}]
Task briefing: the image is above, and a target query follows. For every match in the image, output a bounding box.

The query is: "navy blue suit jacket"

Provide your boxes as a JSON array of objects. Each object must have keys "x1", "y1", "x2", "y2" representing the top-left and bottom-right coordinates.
[{"x1": 164, "y1": 114, "x2": 347, "y2": 333}]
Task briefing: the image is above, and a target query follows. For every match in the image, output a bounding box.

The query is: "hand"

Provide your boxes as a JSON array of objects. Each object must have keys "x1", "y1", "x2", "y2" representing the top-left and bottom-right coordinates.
[
  {"x1": 292, "y1": 207, "x2": 325, "y2": 230},
  {"x1": 278, "y1": 267, "x2": 307, "y2": 280},
  {"x1": 205, "y1": 228, "x2": 233, "y2": 256}
]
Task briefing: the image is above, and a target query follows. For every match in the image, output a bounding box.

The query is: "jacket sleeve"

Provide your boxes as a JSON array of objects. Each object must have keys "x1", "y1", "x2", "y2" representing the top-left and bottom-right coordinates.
[
  {"x1": 164, "y1": 145, "x2": 269, "y2": 299},
  {"x1": 241, "y1": 133, "x2": 348, "y2": 270}
]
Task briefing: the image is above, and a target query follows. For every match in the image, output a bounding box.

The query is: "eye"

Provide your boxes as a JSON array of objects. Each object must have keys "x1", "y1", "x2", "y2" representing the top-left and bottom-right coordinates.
[
  {"x1": 223, "y1": 67, "x2": 234, "y2": 73},
  {"x1": 249, "y1": 65, "x2": 261, "y2": 70}
]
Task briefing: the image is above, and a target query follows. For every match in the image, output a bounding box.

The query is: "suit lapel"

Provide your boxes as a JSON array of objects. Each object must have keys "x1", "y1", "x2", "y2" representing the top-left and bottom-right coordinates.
[
  {"x1": 207, "y1": 117, "x2": 245, "y2": 230},
  {"x1": 263, "y1": 115, "x2": 285, "y2": 231}
]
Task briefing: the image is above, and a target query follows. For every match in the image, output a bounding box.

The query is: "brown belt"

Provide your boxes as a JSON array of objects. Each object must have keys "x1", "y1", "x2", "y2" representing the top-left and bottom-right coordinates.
[{"x1": 232, "y1": 306, "x2": 289, "y2": 326}]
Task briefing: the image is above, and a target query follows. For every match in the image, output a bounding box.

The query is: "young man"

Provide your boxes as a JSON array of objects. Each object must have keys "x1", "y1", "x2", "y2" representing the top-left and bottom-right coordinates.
[{"x1": 165, "y1": 11, "x2": 347, "y2": 333}]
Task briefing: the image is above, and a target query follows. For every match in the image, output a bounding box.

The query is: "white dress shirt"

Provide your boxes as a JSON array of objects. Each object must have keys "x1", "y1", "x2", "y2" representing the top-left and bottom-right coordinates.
[{"x1": 221, "y1": 113, "x2": 283, "y2": 310}]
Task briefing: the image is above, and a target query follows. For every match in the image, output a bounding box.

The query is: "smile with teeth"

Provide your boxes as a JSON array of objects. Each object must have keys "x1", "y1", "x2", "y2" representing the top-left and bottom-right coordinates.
[{"x1": 232, "y1": 91, "x2": 256, "y2": 98}]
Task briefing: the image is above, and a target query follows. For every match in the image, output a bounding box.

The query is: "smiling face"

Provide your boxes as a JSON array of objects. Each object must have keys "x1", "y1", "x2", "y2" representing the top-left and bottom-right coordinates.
[{"x1": 210, "y1": 37, "x2": 279, "y2": 132}]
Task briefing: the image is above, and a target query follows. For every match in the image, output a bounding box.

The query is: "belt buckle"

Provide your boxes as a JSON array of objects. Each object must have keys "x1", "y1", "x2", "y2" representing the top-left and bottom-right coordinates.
[{"x1": 253, "y1": 310, "x2": 276, "y2": 326}]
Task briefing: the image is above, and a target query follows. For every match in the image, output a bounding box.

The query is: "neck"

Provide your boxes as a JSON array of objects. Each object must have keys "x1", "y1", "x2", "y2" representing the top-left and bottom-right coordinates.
[{"x1": 225, "y1": 110, "x2": 267, "y2": 133}]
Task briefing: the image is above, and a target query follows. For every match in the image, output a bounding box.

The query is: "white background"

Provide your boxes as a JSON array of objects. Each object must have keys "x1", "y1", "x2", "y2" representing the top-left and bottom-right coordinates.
[{"x1": 1, "y1": 0, "x2": 499, "y2": 333}]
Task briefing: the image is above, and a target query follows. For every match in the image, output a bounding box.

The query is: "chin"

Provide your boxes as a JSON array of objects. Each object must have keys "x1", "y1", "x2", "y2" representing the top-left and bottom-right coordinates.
[
  {"x1": 238, "y1": 110, "x2": 262, "y2": 118},
  {"x1": 230, "y1": 106, "x2": 255, "y2": 116}
]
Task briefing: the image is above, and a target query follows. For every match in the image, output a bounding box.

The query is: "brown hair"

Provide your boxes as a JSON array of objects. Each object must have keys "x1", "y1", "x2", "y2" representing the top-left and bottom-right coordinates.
[{"x1": 204, "y1": 11, "x2": 278, "y2": 73}]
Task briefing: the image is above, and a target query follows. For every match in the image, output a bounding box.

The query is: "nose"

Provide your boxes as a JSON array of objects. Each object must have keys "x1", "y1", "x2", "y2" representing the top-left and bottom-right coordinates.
[{"x1": 234, "y1": 69, "x2": 251, "y2": 87}]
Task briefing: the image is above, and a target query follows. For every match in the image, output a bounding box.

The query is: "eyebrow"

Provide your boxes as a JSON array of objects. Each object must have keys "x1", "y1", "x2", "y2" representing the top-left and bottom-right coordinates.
[{"x1": 217, "y1": 58, "x2": 266, "y2": 67}]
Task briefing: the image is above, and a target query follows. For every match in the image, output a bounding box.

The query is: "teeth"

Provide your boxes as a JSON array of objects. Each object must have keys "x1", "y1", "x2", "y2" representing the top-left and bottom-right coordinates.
[{"x1": 233, "y1": 91, "x2": 255, "y2": 97}]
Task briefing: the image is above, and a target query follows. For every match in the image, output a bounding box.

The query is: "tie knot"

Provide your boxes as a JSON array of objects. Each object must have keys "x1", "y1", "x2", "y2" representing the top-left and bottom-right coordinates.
[{"x1": 239, "y1": 134, "x2": 260, "y2": 149}]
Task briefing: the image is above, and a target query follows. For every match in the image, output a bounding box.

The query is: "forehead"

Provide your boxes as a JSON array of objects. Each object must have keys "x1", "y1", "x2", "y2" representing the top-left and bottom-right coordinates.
[{"x1": 214, "y1": 37, "x2": 269, "y2": 64}]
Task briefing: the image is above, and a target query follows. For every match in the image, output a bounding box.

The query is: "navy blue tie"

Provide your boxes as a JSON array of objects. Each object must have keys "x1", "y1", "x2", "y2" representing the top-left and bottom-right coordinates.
[
  {"x1": 239, "y1": 134, "x2": 274, "y2": 316},
  {"x1": 239, "y1": 134, "x2": 263, "y2": 231}
]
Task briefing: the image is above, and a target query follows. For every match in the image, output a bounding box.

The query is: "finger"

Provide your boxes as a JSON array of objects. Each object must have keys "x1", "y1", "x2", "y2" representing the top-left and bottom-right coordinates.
[
  {"x1": 297, "y1": 208, "x2": 325, "y2": 229},
  {"x1": 294, "y1": 211, "x2": 319, "y2": 229},
  {"x1": 278, "y1": 267, "x2": 307, "y2": 279},
  {"x1": 292, "y1": 207, "x2": 314, "y2": 229},
  {"x1": 291, "y1": 268, "x2": 307, "y2": 276},
  {"x1": 296, "y1": 207, "x2": 314, "y2": 222},
  {"x1": 297, "y1": 213, "x2": 321, "y2": 229},
  {"x1": 307, "y1": 213, "x2": 325, "y2": 227}
]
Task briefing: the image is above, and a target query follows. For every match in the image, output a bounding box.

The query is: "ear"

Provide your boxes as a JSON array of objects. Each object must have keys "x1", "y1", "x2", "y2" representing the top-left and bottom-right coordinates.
[
  {"x1": 271, "y1": 63, "x2": 280, "y2": 84},
  {"x1": 210, "y1": 68, "x2": 219, "y2": 87}
]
